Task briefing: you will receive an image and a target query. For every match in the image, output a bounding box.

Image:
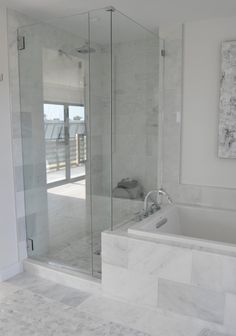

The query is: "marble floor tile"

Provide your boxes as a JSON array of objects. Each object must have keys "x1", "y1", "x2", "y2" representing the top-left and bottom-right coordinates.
[
  {"x1": 0, "y1": 273, "x2": 232, "y2": 336},
  {"x1": 1, "y1": 273, "x2": 150, "y2": 336},
  {"x1": 0, "y1": 282, "x2": 18, "y2": 300},
  {"x1": 78, "y1": 295, "x2": 229, "y2": 336},
  {"x1": 8, "y1": 273, "x2": 91, "y2": 307}
]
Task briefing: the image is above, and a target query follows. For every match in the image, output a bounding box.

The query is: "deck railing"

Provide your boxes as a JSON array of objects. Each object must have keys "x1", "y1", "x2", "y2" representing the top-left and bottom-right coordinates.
[{"x1": 44, "y1": 120, "x2": 86, "y2": 171}]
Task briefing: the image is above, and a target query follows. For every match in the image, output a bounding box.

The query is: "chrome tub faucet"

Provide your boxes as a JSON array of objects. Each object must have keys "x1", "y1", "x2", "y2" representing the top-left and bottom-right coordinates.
[{"x1": 143, "y1": 188, "x2": 173, "y2": 215}]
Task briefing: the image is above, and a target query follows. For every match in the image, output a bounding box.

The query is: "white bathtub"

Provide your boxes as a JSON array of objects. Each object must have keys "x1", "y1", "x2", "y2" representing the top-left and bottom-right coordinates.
[{"x1": 128, "y1": 204, "x2": 236, "y2": 255}]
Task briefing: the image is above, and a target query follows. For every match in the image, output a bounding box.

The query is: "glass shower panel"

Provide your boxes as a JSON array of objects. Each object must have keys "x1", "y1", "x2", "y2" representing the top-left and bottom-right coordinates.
[
  {"x1": 44, "y1": 103, "x2": 66, "y2": 184},
  {"x1": 111, "y1": 11, "x2": 159, "y2": 227},
  {"x1": 68, "y1": 105, "x2": 86, "y2": 179},
  {"x1": 89, "y1": 9, "x2": 112, "y2": 277},
  {"x1": 18, "y1": 7, "x2": 158, "y2": 278},
  {"x1": 18, "y1": 13, "x2": 94, "y2": 274}
]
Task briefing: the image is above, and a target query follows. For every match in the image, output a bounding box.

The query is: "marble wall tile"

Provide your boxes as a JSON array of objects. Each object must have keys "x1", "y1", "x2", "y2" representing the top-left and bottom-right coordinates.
[
  {"x1": 17, "y1": 216, "x2": 26, "y2": 242},
  {"x1": 15, "y1": 191, "x2": 25, "y2": 218},
  {"x1": 20, "y1": 112, "x2": 33, "y2": 138},
  {"x1": 128, "y1": 238, "x2": 192, "y2": 283},
  {"x1": 14, "y1": 165, "x2": 24, "y2": 192},
  {"x1": 102, "y1": 263, "x2": 158, "y2": 307},
  {"x1": 224, "y1": 293, "x2": 236, "y2": 330},
  {"x1": 12, "y1": 138, "x2": 23, "y2": 166},
  {"x1": 192, "y1": 251, "x2": 223, "y2": 291},
  {"x1": 102, "y1": 233, "x2": 128, "y2": 268},
  {"x1": 112, "y1": 38, "x2": 159, "y2": 196},
  {"x1": 198, "y1": 329, "x2": 230, "y2": 336},
  {"x1": 11, "y1": 110, "x2": 22, "y2": 139},
  {"x1": 158, "y1": 279, "x2": 225, "y2": 323},
  {"x1": 192, "y1": 251, "x2": 236, "y2": 293}
]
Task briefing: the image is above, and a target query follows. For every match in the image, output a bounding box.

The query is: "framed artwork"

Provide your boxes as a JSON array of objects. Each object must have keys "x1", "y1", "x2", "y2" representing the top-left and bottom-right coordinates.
[{"x1": 219, "y1": 41, "x2": 236, "y2": 158}]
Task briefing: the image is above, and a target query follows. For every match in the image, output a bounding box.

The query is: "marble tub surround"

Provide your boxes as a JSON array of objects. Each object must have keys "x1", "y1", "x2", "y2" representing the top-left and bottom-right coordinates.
[
  {"x1": 158, "y1": 279, "x2": 225, "y2": 323},
  {"x1": 224, "y1": 293, "x2": 236, "y2": 330},
  {"x1": 78, "y1": 295, "x2": 230, "y2": 336},
  {"x1": 102, "y1": 231, "x2": 236, "y2": 334},
  {"x1": 192, "y1": 251, "x2": 236, "y2": 293},
  {"x1": 0, "y1": 273, "x2": 231, "y2": 336}
]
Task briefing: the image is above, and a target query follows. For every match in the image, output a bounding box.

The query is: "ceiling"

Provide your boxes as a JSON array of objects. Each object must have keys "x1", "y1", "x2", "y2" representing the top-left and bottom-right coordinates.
[{"x1": 2, "y1": 0, "x2": 236, "y2": 31}]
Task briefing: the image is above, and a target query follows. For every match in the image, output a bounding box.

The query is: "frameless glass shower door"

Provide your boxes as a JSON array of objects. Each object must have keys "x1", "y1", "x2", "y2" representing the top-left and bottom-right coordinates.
[
  {"x1": 19, "y1": 13, "x2": 93, "y2": 275},
  {"x1": 18, "y1": 7, "x2": 159, "y2": 278}
]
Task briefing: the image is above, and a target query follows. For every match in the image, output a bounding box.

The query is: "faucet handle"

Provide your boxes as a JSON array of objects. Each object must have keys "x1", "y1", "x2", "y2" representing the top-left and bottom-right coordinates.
[{"x1": 158, "y1": 188, "x2": 173, "y2": 204}]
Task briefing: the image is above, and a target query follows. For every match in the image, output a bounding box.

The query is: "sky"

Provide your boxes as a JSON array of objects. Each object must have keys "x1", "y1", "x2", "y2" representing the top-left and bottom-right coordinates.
[{"x1": 44, "y1": 103, "x2": 85, "y2": 121}]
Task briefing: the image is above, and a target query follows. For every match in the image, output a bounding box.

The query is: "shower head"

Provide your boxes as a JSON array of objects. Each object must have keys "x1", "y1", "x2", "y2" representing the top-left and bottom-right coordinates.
[
  {"x1": 76, "y1": 42, "x2": 96, "y2": 54},
  {"x1": 58, "y1": 49, "x2": 71, "y2": 58}
]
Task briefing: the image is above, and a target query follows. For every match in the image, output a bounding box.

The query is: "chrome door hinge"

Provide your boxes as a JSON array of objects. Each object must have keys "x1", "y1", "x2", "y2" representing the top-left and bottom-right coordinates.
[
  {"x1": 17, "y1": 36, "x2": 26, "y2": 51},
  {"x1": 27, "y1": 238, "x2": 34, "y2": 251},
  {"x1": 105, "y1": 6, "x2": 115, "y2": 12},
  {"x1": 161, "y1": 49, "x2": 166, "y2": 57}
]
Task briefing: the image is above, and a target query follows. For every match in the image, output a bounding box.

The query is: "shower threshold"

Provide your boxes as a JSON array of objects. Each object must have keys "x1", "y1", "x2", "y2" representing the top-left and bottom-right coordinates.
[{"x1": 23, "y1": 258, "x2": 101, "y2": 295}]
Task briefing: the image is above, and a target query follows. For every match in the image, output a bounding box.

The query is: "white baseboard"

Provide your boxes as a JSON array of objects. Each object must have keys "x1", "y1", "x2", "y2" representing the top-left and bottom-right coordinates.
[{"x1": 0, "y1": 262, "x2": 23, "y2": 282}]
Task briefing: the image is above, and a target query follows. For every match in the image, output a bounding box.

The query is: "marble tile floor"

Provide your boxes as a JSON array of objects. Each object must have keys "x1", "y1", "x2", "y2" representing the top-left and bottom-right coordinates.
[
  {"x1": 0, "y1": 273, "x2": 232, "y2": 336},
  {"x1": 47, "y1": 234, "x2": 102, "y2": 278},
  {"x1": 46, "y1": 180, "x2": 102, "y2": 278},
  {"x1": 46, "y1": 181, "x2": 141, "y2": 279},
  {"x1": 1, "y1": 273, "x2": 149, "y2": 336}
]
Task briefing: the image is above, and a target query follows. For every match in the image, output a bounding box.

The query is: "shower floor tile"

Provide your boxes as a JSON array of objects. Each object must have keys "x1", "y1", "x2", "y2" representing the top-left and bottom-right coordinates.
[
  {"x1": 0, "y1": 273, "x2": 232, "y2": 336},
  {"x1": 46, "y1": 234, "x2": 102, "y2": 277},
  {"x1": 45, "y1": 181, "x2": 102, "y2": 277}
]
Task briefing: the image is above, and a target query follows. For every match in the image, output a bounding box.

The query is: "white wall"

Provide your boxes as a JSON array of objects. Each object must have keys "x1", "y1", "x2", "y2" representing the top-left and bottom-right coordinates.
[
  {"x1": 182, "y1": 17, "x2": 236, "y2": 188},
  {"x1": 0, "y1": 7, "x2": 20, "y2": 281},
  {"x1": 162, "y1": 22, "x2": 236, "y2": 212}
]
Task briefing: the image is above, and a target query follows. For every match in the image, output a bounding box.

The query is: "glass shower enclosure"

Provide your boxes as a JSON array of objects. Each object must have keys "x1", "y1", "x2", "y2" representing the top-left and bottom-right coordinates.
[{"x1": 18, "y1": 8, "x2": 159, "y2": 278}]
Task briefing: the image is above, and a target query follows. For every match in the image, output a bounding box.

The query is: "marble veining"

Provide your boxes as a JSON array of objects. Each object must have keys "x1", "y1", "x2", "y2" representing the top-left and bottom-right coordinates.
[
  {"x1": 0, "y1": 273, "x2": 231, "y2": 336},
  {"x1": 102, "y1": 263, "x2": 158, "y2": 307},
  {"x1": 78, "y1": 295, "x2": 230, "y2": 336},
  {"x1": 128, "y1": 237, "x2": 192, "y2": 283},
  {"x1": 1, "y1": 274, "x2": 150, "y2": 336},
  {"x1": 8, "y1": 273, "x2": 91, "y2": 307},
  {"x1": 224, "y1": 293, "x2": 236, "y2": 330},
  {"x1": 192, "y1": 251, "x2": 236, "y2": 293},
  {"x1": 102, "y1": 226, "x2": 236, "y2": 333},
  {"x1": 199, "y1": 329, "x2": 229, "y2": 336},
  {"x1": 158, "y1": 279, "x2": 225, "y2": 324}
]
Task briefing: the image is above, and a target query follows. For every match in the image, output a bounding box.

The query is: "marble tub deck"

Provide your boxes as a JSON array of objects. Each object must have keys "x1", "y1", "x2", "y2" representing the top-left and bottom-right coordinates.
[{"x1": 0, "y1": 273, "x2": 231, "y2": 336}]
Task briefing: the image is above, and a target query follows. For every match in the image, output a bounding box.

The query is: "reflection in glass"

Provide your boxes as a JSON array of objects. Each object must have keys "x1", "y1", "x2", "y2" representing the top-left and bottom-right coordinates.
[
  {"x1": 18, "y1": 8, "x2": 158, "y2": 279},
  {"x1": 68, "y1": 105, "x2": 86, "y2": 179},
  {"x1": 44, "y1": 103, "x2": 66, "y2": 184}
]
